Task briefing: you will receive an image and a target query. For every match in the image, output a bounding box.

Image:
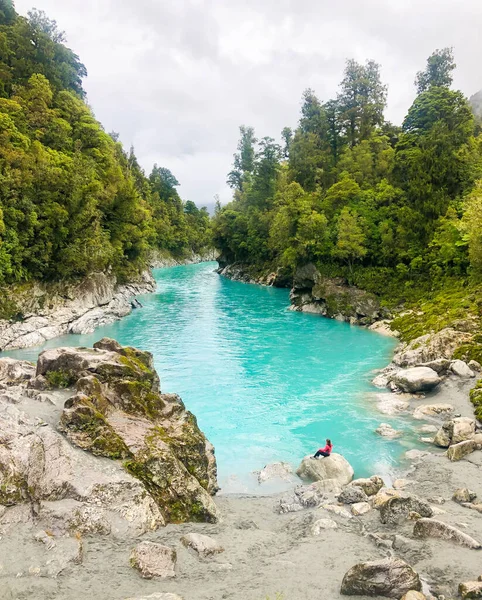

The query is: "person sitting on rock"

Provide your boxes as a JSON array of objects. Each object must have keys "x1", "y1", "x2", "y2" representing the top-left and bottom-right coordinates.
[{"x1": 313, "y1": 439, "x2": 333, "y2": 459}]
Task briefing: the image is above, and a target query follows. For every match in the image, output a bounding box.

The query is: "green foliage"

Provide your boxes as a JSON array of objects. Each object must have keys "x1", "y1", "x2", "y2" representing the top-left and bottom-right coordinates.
[
  {"x1": 214, "y1": 49, "x2": 482, "y2": 301},
  {"x1": 0, "y1": 5, "x2": 211, "y2": 286},
  {"x1": 45, "y1": 369, "x2": 75, "y2": 388},
  {"x1": 415, "y1": 47, "x2": 456, "y2": 94}
]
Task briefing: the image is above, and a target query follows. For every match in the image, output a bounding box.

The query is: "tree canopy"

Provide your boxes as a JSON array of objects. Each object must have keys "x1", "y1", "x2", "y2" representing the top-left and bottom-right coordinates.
[{"x1": 0, "y1": 3, "x2": 211, "y2": 285}]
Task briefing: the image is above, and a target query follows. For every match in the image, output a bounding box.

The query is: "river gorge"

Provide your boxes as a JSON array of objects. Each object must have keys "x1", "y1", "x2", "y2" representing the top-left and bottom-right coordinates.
[{"x1": 6, "y1": 261, "x2": 412, "y2": 492}]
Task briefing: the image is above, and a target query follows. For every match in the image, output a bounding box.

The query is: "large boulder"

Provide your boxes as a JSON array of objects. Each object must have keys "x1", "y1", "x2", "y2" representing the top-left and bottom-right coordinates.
[
  {"x1": 130, "y1": 541, "x2": 176, "y2": 579},
  {"x1": 451, "y1": 359, "x2": 475, "y2": 378},
  {"x1": 340, "y1": 557, "x2": 422, "y2": 598},
  {"x1": 391, "y1": 367, "x2": 441, "y2": 393},
  {"x1": 379, "y1": 494, "x2": 433, "y2": 525},
  {"x1": 433, "y1": 417, "x2": 476, "y2": 448},
  {"x1": 413, "y1": 518, "x2": 482, "y2": 549},
  {"x1": 296, "y1": 454, "x2": 354, "y2": 485},
  {"x1": 351, "y1": 476, "x2": 384, "y2": 497},
  {"x1": 393, "y1": 328, "x2": 473, "y2": 367}
]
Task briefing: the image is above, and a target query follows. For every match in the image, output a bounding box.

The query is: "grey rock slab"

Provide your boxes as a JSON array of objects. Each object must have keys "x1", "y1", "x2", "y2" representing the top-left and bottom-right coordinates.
[
  {"x1": 413, "y1": 518, "x2": 482, "y2": 549},
  {"x1": 391, "y1": 367, "x2": 441, "y2": 393}
]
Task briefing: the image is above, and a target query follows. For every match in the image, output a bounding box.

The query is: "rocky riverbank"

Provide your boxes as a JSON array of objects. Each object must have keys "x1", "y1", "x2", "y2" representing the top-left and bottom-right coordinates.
[
  {"x1": 0, "y1": 271, "x2": 156, "y2": 352},
  {"x1": 0, "y1": 251, "x2": 218, "y2": 353}
]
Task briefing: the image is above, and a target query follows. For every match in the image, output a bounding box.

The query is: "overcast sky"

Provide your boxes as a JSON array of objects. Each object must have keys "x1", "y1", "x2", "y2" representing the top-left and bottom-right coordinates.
[{"x1": 14, "y1": 0, "x2": 482, "y2": 208}]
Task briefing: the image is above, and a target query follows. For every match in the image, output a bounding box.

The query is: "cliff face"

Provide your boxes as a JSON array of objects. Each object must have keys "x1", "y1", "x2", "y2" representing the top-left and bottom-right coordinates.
[
  {"x1": 0, "y1": 271, "x2": 155, "y2": 351},
  {"x1": 0, "y1": 339, "x2": 219, "y2": 531}
]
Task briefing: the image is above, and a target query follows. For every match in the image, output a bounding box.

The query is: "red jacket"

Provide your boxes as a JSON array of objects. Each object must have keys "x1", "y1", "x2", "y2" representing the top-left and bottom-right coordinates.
[{"x1": 319, "y1": 443, "x2": 333, "y2": 454}]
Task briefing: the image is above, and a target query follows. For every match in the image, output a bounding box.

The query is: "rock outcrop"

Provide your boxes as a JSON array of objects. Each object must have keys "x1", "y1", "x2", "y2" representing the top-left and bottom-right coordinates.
[
  {"x1": 340, "y1": 558, "x2": 422, "y2": 597},
  {"x1": 0, "y1": 271, "x2": 155, "y2": 351},
  {"x1": 0, "y1": 340, "x2": 219, "y2": 529},
  {"x1": 290, "y1": 264, "x2": 383, "y2": 326},
  {"x1": 393, "y1": 328, "x2": 474, "y2": 367},
  {"x1": 296, "y1": 454, "x2": 354, "y2": 486},
  {"x1": 379, "y1": 494, "x2": 433, "y2": 525}
]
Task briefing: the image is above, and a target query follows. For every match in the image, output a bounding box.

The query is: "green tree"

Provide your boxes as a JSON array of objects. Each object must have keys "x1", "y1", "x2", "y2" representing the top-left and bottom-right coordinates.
[
  {"x1": 334, "y1": 207, "x2": 367, "y2": 271},
  {"x1": 415, "y1": 48, "x2": 456, "y2": 94},
  {"x1": 227, "y1": 125, "x2": 257, "y2": 190}
]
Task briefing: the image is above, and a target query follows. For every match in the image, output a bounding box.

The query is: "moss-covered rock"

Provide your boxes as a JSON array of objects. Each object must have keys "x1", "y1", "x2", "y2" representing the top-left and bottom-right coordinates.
[{"x1": 41, "y1": 339, "x2": 219, "y2": 524}]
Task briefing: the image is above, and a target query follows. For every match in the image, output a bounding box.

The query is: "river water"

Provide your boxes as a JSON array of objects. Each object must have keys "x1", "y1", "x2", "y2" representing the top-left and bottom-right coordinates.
[{"x1": 6, "y1": 262, "x2": 416, "y2": 493}]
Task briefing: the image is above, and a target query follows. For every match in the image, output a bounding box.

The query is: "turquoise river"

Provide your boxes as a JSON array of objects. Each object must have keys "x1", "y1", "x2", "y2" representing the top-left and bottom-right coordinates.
[{"x1": 5, "y1": 262, "x2": 419, "y2": 493}]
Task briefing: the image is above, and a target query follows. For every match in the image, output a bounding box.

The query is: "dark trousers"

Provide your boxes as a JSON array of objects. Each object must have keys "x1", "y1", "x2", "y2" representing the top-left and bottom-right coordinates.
[{"x1": 314, "y1": 450, "x2": 330, "y2": 458}]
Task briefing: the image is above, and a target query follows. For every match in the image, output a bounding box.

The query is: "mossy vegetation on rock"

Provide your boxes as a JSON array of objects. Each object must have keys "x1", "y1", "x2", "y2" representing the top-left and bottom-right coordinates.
[{"x1": 37, "y1": 338, "x2": 219, "y2": 524}]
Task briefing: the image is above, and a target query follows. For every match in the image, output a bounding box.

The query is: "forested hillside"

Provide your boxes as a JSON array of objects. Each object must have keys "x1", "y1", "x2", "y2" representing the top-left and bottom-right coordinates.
[
  {"x1": 0, "y1": 0, "x2": 211, "y2": 285},
  {"x1": 213, "y1": 49, "x2": 482, "y2": 309}
]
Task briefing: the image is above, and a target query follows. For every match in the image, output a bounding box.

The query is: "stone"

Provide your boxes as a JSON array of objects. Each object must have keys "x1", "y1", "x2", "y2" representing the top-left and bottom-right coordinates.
[
  {"x1": 375, "y1": 423, "x2": 403, "y2": 438},
  {"x1": 376, "y1": 396, "x2": 410, "y2": 415},
  {"x1": 433, "y1": 417, "x2": 476, "y2": 447},
  {"x1": 447, "y1": 440, "x2": 477, "y2": 461},
  {"x1": 276, "y1": 483, "x2": 326, "y2": 514},
  {"x1": 0, "y1": 358, "x2": 35, "y2": 385},
  {"x1": 405, "y1": 449, "x2": 429, "y2": 460},
  {"x1": 351, "y1": 476, "x2": 384, "y2": 496},
  {"x1": 418, "y1": 424, "x2": 438, "y2": 434},
  {"x1": 412, "y1": 404, "x2": 454, "y2": 420},
  {"x1": 459, "y1": 582, "x2": 482, "y2": 599},
  {"x1": 340, "y1": 557, "x2": 422, "y2": 598},
  {"x1": 311, "y1": 518, "x2": 338, "y2": 534},
  {"x1": 323, "y1": 504, "x2": 353, "y2": 519},
  {"x1": 338, "y1": 486, "x2": 368, "y2": 504},
  {"x1": 296, "y1": 453, "x2": 354, "y2": 485},
  {"x1": 372, "y1": 488, "x2": 400, "y2": 509},
  {"x1": 413, "y1": 518, "x2": 482, "y2": 549},
  {"x1": 130, "y1": 541, "x2": 176, "y2": 579},
  {"x1": 417, "y1": 358, "x2": 451, "y2": 374},
  {"x1": 469, "y1": 360, "x2": 482, "y2": 372},
  {"x1": 351, "y1": 502, "x2": 371, "y2": 516},
  {"x1": 451, "y1": 359, "x2": 475, "y2": 378},
  {"x1": 393, "y1": 328, "x2": 473, "y2": 368},
  {"x1": 391, "y1": 367, "x2": 441, "y2": 393},
  {"x1": 379, "y1": 494, "x2": 433, "y2": 525},
  {"x1": 401, "y1": 592, "x2": 427, "y2": 600},
  {"x1": 180, "y1": 533, "x2": 224, "y2": 558},
  {"x1": 453, "y1": 489, "x2": 478, "y2": 504},
  {"x1": 256, "y1": 462, "x2": 294, "y2": 484}
]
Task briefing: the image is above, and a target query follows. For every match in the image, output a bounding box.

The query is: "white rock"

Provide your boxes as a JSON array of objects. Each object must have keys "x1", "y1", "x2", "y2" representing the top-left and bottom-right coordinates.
[
  {"x1": 311, "y1": 518, "x2": 338, "y2": 534},
  {"x1": 375, "y1": 423, "x2": 403, "y2": 438},
  {"x1": 418, "y1": 424, "x2": 438, "y2": 434},
  {"x1": 180, "y1": 533, "x2": 224, "y2": 558},
  {"x1": 450, "y1": 359, "x2": 475, "y2": 378},
  {"x1": 391, "y1": 367, "x2": 441, "y2": 393},
  {"x1": 468, "y1": 360, "x2": 481, "y2": 372},
  {"x1": 405, "y1": 449, "x2": 429, "y2": 460},
  {"x1": 351, "y1": 502, "x2": 371, "y2": 516},
  {"x1": 296, "y1": 454, "x2": 354, "y2": 486},
  {"x1": 322, "y1": 504, "x2": 353, "y2": 519},
  {"x1": 376, "y1": 396, "x2": 410, "y2": 415},
  {"x1": 130, "y1": 541, "x2": 176, "y2": 579},
  {"x1": 447, "y1": 440, "x2": 477, "y2": 461},
  {"x1": 412, "y1": 404, "x2": 454, "y2": 420},
  {"x1": 256, "y1": 462, "x2": 294, "y2": 484}
]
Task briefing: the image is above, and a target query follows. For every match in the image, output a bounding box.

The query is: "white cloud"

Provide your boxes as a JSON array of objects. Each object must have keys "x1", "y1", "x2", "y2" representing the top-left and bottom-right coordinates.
[{"x1": 13, "y1": 0, "x2": 482, "y2": 207}]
